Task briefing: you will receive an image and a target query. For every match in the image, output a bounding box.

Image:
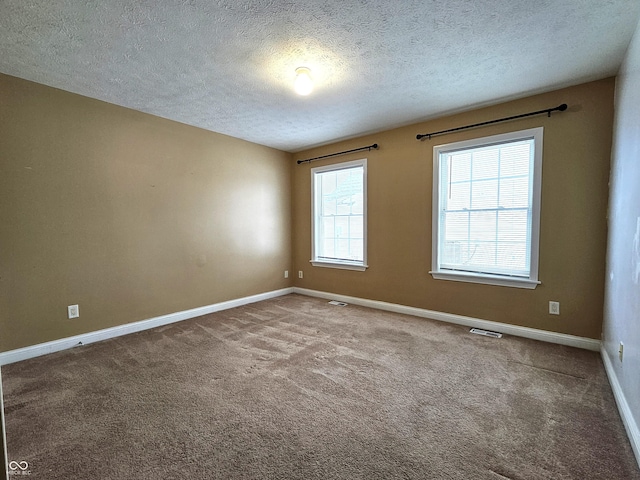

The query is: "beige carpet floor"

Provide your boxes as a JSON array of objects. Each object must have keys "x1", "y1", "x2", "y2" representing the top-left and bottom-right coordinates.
[{"x1": 3, "y1": 294, "x2": 639, "y2": 479}]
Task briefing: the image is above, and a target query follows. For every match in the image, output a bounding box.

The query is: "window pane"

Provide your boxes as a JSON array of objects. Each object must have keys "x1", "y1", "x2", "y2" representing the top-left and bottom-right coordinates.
[
  {"x1": 466, "y1": 241, "x2": 496, "y2": 268},
  {"x1": 500, "y1": 142, "x2": 532, "y2": 177},
  {"x1": 336, "y1": 199, "x2": 351, "y2": 216},
  {"x1": 469, "y1": 211, "x2": 496, "y2": 241},
  {"x1": 470, "y1": 179, "x2": 498, "y2": 209},
  {"x1": 349, "y1": 239, "x2": 364, "y2": 261},
  {"x1": 442, "y1": 240, "x2": 464, "y2": 265},
  {"x1": 321, "y1": 172, "x2": 337, "y2": 195},
  {"x1": 322, "y1": 196, "x2": 336, "y2": 215},
  {"x1": 335, "y1": 239, "x2": 350, "y2": 259},
  {"x1": 334, "y1": 216, "x2": 349, "y2": 239},
  {"x1": 496, "y1": 243, "x2": 528, "y2": 272},
  {"x1": 349, "y1": 215, "x2": 363, "y2": 239},
  {"x1": 443, "y1": 211, "x2": 469, "y2": 241},
  {"x1": 321, "y1": 216, "x2": 335, "y2": 238},
  {"x1": 322, "y1": 239, "x2": 335, "y2": 258},
  {"x1": 351, "y1": 192, "x2": 364, "y2": 215},
  {"x1": 497, "y1": 210, "x2": 528, "y2": 242},
  {"x1": 450, "y1": 153, "x2": 471, "y2": 182},
  {"x1": 499, "y1": 177, "x2": 529, "y2": 208},
  {"x1": 472, "y1": 148, "x2": 499, "y2": 180},
  {"x1": 448, "y1": 182, "x2": 470, "y2": 210}
]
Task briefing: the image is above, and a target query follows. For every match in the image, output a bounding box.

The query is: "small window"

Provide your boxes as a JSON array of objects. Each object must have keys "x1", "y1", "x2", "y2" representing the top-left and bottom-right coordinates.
[
  {"x1": 311, "y1": 159, "x2": 367, "y2": 271},
  {"x1": 431, "y1": 128, "x2": 543, "y2": 289}
]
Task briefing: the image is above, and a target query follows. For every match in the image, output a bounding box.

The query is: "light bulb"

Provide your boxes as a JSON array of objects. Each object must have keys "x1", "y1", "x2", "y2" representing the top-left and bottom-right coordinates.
[{"x1": 294, "y1": 67, "x2": 313, "y2": 96}]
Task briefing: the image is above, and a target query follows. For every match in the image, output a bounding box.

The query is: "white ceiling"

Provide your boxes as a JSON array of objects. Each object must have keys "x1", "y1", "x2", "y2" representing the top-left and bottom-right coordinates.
[{"x1": 1, "y1": 1, "x2": 639, "y2": 152}]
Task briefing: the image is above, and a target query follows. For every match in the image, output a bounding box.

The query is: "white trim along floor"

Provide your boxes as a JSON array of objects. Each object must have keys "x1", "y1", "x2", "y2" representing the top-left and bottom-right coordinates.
[{"x1": 1, "y1": 287, "x2": 601, "y2": 366}]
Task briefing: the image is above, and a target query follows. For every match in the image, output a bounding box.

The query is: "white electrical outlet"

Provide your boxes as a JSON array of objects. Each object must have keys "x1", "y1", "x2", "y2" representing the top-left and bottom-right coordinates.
[
  {"x1": 549, "y1": 301, "x2": 560, "y2": 315},
  {"x1": 284, "y1": 270, "x2": 289, "y2": 278},
  {"x1": 619, "y1": 342, "x2": 624, "y2": 362},
  {"x1": 67, "y1": 304, "x2": 79, "y2": 319},
  {"x1": 298, "y1": 270, "x2": 303, "y2": 279}
]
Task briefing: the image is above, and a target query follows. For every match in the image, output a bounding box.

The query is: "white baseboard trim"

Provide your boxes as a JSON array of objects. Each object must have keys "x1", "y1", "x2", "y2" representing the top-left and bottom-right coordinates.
[
  {"x1": 293, "y1": 287, "x2": 601, "y2": 351},
  {"x1": 601, "y1": 348, "x2": 640, "y2": 467},
  {"x1": 0, "y1": 288, "x2": 294, "y2": 366}
]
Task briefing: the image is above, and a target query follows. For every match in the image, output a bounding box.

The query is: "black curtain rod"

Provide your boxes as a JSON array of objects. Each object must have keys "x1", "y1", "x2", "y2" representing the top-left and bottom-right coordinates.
[
  {"x1": 297, "y1": 144, "x2": 378, "y2": 164},
  {"x1": 416, "y1": 104, "x2": 568, "y2": 140}
]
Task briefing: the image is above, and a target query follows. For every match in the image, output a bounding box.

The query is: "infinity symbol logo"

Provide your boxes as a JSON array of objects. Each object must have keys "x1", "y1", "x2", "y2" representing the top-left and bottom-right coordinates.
[{"x1": 8, "y1": 461, "x2": 29, "y2": 471}]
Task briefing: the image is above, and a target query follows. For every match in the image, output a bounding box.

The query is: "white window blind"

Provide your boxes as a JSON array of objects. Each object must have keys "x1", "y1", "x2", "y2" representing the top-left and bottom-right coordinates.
[{"x1": 432, "y1": 128, "x2": 543, "y2": 288}]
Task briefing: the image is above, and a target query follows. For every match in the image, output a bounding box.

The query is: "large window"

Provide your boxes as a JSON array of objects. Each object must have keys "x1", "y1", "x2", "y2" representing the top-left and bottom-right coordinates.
[
  {"x1": 311, "y1": 159, "x2": 367, "y2": 271},
  {"x1": 431, "y1": 128, "x2": 543, "y2": 289}
]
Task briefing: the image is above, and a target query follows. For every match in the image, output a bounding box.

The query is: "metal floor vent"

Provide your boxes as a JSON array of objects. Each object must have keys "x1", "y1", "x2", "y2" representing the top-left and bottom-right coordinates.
[
  {"x1": 328, "y1": 300, "x2": 348, "y2": 306},
  {"x1": 470, "y1": 328, "x2": 503, "y2": 338}
]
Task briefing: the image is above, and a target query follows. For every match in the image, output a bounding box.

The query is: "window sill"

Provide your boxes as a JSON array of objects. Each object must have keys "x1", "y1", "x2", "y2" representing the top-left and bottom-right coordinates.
[
  {"x1": 430, "y1": 271, "x2": 540, "y2": 289},
  {"x1": 311, "y1": 260, "x2": 368, "y2": 271}
]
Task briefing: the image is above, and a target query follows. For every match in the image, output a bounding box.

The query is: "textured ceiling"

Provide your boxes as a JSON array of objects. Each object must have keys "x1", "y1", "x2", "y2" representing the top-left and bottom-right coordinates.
[{"x1": 1, "y1": 1, "x2": 639, "y2": 152}]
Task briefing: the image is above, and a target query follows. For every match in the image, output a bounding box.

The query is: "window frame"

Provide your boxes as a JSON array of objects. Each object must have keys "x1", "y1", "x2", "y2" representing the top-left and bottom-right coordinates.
[
  {"x1": 430, "y1": 127, "x2": 543, "y2": 289},
  {"x1": 310, "y1": 158, "x2": 368, "y2": 271}
]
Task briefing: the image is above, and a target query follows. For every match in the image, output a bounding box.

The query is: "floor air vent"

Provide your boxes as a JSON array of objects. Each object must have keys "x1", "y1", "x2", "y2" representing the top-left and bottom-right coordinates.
[
  {"x1": 328, "y1": 300, "x2": 348, "y2": 306},
  {"x1": 470, "y1": 328, "x2": 503, "y2": 338}
]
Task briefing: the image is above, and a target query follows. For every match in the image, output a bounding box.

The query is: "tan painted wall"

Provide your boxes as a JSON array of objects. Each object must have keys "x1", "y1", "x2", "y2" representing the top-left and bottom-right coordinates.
[
  {"x1": 292, "y1": 78, "x2": 615, "y2": 339},
  {"x1": 0, "y1": 73, "x2": 292, "y2": 352}
]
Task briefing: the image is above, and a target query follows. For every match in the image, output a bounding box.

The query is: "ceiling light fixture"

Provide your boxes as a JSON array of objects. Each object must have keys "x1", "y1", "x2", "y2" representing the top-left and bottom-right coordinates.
[{"x1": 294, "y1": 67, "x2": 313, "y2": 96}]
